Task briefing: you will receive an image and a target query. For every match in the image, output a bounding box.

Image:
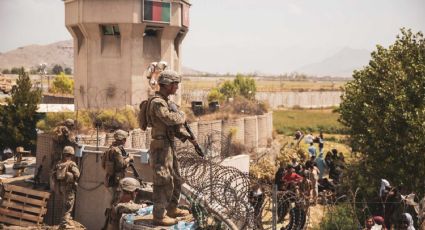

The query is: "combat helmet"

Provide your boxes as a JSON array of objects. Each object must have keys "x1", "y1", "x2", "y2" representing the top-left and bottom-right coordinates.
[
  {"x1": 63, "y1": 146, "x2": 75, "y2": 155},
  {"x1": 114, "y1": 129, "x2": 128, "y2": 141},
  {"x1": 158, "y1": 70, "x2": 181, "y2": 85},
  {"x1": 119, "y1": 177, "x2": 141, "y2": 192},
  {"x1": 64, "y1": 119, "x2": 74, "y2": 127}
]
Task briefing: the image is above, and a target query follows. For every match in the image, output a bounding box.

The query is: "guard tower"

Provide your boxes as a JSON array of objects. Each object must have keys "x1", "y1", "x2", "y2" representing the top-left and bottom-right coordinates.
[{"x1": 64, "y1": 0, "x2": 190, "y2": 109}]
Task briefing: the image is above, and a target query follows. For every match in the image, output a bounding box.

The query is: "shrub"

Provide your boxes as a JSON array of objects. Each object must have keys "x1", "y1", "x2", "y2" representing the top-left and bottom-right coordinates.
[
  {"x1": 49, "y1": 73, "x2": 74, "y2": 95},
  {"x1": 207, "y1": 88, "x2": 225, "y2": 103},
  {"x1": 316, "y1": 204, "x2": 360, "y2": 230}
]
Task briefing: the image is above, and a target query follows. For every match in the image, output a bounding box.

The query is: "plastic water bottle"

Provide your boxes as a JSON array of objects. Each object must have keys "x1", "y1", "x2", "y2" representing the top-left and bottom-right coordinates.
[
  {"x1": 137, "y1": 205, "x2": 153, "y2": 216},
  {"x1": 173, "y1": 221, "x2": 185, "y2": 230},
  {"x1": 126, "y1": 214, "x2": 134, "y2": 224}
]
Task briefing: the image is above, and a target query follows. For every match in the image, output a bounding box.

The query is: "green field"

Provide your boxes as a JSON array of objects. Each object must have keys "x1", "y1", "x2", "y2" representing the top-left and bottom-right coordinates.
[{"x1": 273, "y1": 109, "x2": 345, "y2": 135}]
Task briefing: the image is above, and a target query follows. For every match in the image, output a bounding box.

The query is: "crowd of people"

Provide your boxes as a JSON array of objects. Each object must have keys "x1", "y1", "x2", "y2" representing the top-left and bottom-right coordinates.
[{"x1": 274, "y1": 131, "x2": 346, "y2": 205}]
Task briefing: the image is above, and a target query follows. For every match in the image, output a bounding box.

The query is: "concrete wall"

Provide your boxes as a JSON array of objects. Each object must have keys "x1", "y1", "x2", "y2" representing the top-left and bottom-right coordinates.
[
  {"x1": 182, "y1": 89, "x2": 342, "y2": 109},
  {"x1": 220, "y1": 154, "x2": 250, "y2": 173},
  {"x1": 256, "y1": 91, "x2": 342, "y2": 109}
]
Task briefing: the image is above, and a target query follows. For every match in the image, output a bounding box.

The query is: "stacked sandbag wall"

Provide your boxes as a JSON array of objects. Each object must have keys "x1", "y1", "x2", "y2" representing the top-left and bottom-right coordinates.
[
  {"x1": 104, "y1": 133, "x2": 114, "y2": 146},
  {"x1": 131, "y1": 129, "x2": 146, "y2": 149}
]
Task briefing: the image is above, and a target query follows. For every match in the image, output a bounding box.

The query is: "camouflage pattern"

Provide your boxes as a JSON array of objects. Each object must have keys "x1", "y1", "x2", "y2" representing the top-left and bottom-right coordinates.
[
  {"x1": 52, "y1": 125, "x2": 77, "y2": 167},
  {"x1": 54, "y1": 160, "x2": 80, "y2": 229},
  {"x1": 102, "y1": 143, "x2": 130, "y2": 204},
  {"x1": 113, "y1": 129, "x2": 128, "y2": 141},
  {"x1": 63, "y1": 146, "x2": 75, "y2": 155},
  {"x1": 109, "y1": 201, "x2": 145, "y2": 230},
  {"x1": 148, "y1": 91, "x2": 191, "y2": 220},
  {"x1": 157, "y1": 70, "x2": 181, "y2": 85},
  {"x1": 119, "y1": 177, "x2": 140, "y2": 192}
]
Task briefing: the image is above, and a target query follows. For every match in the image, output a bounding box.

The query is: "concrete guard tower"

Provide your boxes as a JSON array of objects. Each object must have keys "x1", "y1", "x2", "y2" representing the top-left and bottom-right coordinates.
[{"x1": 64, "y1": 0, "x2": 190, "y2": 109}]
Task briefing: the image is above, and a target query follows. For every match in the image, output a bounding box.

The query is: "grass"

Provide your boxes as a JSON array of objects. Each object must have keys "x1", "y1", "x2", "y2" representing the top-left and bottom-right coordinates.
[{"x1": 273, "y1": 109, "x2": 346, "y2": 136}]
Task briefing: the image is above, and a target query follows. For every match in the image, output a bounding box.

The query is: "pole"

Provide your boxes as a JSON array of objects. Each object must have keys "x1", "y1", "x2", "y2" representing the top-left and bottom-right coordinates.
[
  {"x1": 272, "y1": 184, "x2": 277, "y2": 230},
  {"x1": 96, "y1": 126, "x2": 99, "y2": 151}
]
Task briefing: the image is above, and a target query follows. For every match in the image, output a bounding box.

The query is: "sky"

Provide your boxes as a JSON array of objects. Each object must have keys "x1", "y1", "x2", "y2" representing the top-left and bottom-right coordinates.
[{"x1": 0, "y1": 0, "x2": 424, "y2": 74}]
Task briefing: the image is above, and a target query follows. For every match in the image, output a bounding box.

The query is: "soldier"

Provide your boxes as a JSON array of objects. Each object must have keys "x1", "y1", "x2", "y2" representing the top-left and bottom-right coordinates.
[
  {"x1": 51, "y1": 146, "x2": 80, "y2": 229},
  {"x1": 52, "y1": 119, "x2": 78, "y2": 167},
  {"x1": 107, "y1": 177, "x2": 146, "y2": 230},
  {"x1": 148, "y1": 70, "x2": 195, "y2": 226},
  {"x1": 102, "y1": 129, "x2": 132, "y2": 205}
]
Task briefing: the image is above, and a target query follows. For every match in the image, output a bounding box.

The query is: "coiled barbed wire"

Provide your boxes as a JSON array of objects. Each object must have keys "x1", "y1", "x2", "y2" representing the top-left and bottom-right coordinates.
[{"x1": 175, "y1": 131, "x2": 310, "y2": 229}]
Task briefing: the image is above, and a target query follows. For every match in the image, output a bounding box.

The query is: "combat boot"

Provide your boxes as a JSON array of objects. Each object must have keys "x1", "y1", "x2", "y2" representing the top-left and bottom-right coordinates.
[
  {"x1": 166, "y1": 208, "x2": 190, "y2": 218},
  {"x1": 153, "y1": 216, "x2": 178, "y2": 226}
]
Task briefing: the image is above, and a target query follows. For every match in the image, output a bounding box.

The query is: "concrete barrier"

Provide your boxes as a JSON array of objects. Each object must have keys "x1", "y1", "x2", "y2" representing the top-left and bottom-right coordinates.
[
  {"x1": 244, "y1": 116, "x2": 258, "y2": 150},
  {"x1": 257, "y1": 114, "x2": 268, "y2": 148},
  {"x1": 198, "y1": 120, "x2": 222, "y2": 157}
]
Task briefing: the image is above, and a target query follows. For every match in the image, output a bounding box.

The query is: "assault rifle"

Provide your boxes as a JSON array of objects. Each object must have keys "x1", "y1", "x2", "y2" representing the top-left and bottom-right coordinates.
[
  {"x1": 184, "y1": 122, "x2": 204, "y2": 158},
  {"x1": 128, "y1": 160, "x2": 143, "y2": 184}
]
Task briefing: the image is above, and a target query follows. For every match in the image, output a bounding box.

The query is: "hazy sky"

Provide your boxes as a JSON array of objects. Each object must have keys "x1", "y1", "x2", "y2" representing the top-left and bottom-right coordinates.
[{"x1": 0, "y1": 0, "x2": 424, "y2": 74}]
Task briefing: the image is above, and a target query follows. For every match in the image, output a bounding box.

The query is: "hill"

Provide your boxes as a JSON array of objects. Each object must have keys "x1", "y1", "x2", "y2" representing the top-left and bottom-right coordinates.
[
  {"x1": 0, "y1": 40, "x2": 73, "y2": 70},
  {"x1": 0, "y1": 40, "x2": 204, "y2": 75},
  {"x1": 296, "y1": 47, "x2": 371, "y2": 78}
]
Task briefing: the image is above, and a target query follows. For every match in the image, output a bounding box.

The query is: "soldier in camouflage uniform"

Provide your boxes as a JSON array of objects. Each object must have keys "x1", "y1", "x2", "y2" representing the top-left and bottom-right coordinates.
[
  {"x1": 108, "y1": 177, "x2": 146, "y2": 230},
  {"x1": 148, "y1": 70, "x2": 195, "y2": 226},
  {"x1": 102, "y1": 129, "x2": 132, "y2": 205},
  {"x1": 52, "y1": 119, "x2": 78, "y2": 167},
  {"x1": 52, "y1": 146, "x2": 80, "y2": 229}
]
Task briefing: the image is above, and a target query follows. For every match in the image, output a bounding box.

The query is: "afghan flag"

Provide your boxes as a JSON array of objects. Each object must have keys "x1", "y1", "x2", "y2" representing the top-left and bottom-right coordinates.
[{"x1": 143, "y1": 0, "x2": 171, "y2": 23}]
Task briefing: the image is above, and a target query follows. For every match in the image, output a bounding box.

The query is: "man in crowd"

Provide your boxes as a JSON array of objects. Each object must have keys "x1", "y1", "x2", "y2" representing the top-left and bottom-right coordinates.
[{"x1": 308, "y1": 142, "x2": 317, "y2": 158}]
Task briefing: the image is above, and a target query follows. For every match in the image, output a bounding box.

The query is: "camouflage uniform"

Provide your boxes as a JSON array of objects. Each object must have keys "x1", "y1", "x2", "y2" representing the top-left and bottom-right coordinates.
[
  {"x1": 52, "y1": 119, "x2": 77, "y2": 167},
  {"x1": 108, "y1": 178, "x2": 145, "y2": 230},
  {"x1": 102, "y1": 130, "x2": 131, "y2": 205},
  {"x1": 53, "y1": 146, "x2": 80, "y2": 229},
  {"x1": 148, "y1": 71, "x2": 191, "y2": 221}
]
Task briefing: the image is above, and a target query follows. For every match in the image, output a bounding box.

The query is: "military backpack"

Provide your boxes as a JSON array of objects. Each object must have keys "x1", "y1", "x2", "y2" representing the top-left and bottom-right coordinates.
[{"x1": 138, "y1": 96, "x2": 158, "y2": 131}]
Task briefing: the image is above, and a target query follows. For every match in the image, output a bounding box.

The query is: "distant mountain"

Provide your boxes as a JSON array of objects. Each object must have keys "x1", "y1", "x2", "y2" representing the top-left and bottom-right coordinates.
[
  {"x1": 0, "y1": 40, "x2": 74, "y2": 70},
  {"x1": 0, "y1": 40, "x2": 204, "y2": 75},
  {"x1": 296, "y1": 47, "x2": 371, "y2": 78}
]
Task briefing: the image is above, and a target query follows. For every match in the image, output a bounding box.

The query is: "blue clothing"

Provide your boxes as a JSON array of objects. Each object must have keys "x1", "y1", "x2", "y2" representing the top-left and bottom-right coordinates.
[
  {"x1": 308, "y1": 145, "x2": 317, "y2": 157},
  {"x1": 315, "y1": 154, "x2": 326, "y2": 179}
]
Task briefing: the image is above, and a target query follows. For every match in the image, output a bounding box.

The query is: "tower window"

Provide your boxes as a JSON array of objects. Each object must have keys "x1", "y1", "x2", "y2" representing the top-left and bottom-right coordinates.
[{"x1": 102, "y1": 25, "x2": 120, "y2": 36}]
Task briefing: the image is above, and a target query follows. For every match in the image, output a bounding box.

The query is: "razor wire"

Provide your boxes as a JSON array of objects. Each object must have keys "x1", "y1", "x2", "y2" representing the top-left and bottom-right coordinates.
[{"x1": 175, "y1": 131, "x2": 310, "y2": 230}]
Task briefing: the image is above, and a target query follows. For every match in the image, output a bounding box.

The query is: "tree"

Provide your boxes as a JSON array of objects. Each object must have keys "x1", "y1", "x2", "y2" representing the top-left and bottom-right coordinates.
[
  {"x1": 0, "y1": 67, "x2": 42, "y2": 151},
  {"x1": 49, "y1": 72, "x2": 74, "y2": 95},
  {"x1": 1, "y1": 69, "x2": 10, "y2": 74},
  {"x1": 11, "y1": 67, "x2": 20, "y2": 74},
  {"x1": 52, "y1": 64, "x2": 64, "y2": 75},
  {"x1": 219, "y1": 80, "x2": 238, "y2": 99},
  {"x1": 207, "y1": 88, "x2": 225, "y2": 103},
  {"x1": 339, "y1": 29, "x2": 425, "y2": 195},
  {"x1": 64, "y1": 67, "x2": 73, "y2": 75},
  {"x1": 234, "y1": 74, "x2": 256, "y2": 100}
]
